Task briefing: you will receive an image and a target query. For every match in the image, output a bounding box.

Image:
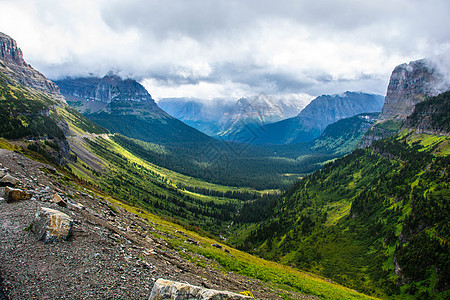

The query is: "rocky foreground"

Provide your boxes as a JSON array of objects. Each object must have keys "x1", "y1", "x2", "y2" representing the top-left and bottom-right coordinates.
[{"x1": 0, "y1": 149, "x2": 314, "y2": 299}]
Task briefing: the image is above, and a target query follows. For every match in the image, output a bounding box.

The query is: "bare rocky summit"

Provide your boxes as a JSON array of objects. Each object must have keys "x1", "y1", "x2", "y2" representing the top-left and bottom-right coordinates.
[
  {"x1": 378, "y1": 56, "x2": 450, "y2": 122},
  {"x1": 0, "y1": 32, "x2": 64, "y2": 101},
  {"x1": 54, "y1": 73, "x2": 160, "y2": 114}
]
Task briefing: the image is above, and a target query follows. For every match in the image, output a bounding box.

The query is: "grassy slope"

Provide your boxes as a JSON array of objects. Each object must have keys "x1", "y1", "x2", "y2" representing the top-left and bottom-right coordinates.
[
  {"x1": 237, "y1": 131, "x2": 449, "y2": 298},
  {"x1": 0, "y1": 137, "x2": 374, "y2": 300}
]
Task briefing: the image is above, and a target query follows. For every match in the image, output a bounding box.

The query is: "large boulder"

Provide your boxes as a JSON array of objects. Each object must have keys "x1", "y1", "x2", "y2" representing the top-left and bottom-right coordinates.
[
  {"x1": 149, "y1": 279, "x2": 252, "y2": 300},
  {"x1": 31, "y1": 207, "x2": 73, "y2": 243},
  {"x1": 4, "y1": 187, "x2": 32, "y2": 202}
]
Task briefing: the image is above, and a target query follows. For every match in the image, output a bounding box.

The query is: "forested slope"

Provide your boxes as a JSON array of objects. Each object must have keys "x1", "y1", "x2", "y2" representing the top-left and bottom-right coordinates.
[{"x1": 236, "y1": 93, "x2": 450, "y2": 298}]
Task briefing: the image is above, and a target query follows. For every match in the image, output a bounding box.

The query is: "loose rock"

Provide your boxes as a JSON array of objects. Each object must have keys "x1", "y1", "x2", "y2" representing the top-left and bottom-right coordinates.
[
  {"x1": 51, "y1": 193, "x2": 67, "y2": 207},
  {"x1": 0, "y1": 174, "x2": 19, "y2": 187},
  {"x1": 212, "y1": 243, "x2": 222, "y2": 249},
  {"x1": 31, "y1": 207, "x2": 73, "y2": 243},
  {"x1": 4, "y1": 187, "x2": 32, "y2": 203},
  {"x1": 186, "y1": 238, "x2": 198, "y2": 245},
  {"x1": 0, "y1": 168, "x2": 8, "y2": 178}
]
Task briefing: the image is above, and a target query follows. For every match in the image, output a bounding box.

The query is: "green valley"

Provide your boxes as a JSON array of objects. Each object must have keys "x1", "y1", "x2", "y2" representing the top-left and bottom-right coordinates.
[{"x1": 232, "y1": 94, "x2": 449, "y2": 298}]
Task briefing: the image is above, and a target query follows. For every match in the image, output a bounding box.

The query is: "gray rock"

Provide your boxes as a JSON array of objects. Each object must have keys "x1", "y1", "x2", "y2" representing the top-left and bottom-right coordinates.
[
  {"x1": 212, "y1": 243, "x2": 222, "y2": 249},
  {"x1": 4, "y1": 187, "x2": 32, "y2": 202},
  {"x1": 149, "y1": 279, "x2": 252, "y2": 300},
  {"x1": 185, "y1": 238, "x2": 198, "y2": 245},
  {"x1": 31, "y1": 207, "x2": 73, "y2": 243},
  {"x1": 0, "y1": 168, "x2": 8, "y2": 178},
  {"x1": 51, "y1": 193, "x2": 67, "y2": 207},
  {"x1": 0, "y1": 173, "x2": 19, "y2": 187},
  {"x1": 378, "y1": 57, "x2": 450, "y2": 122}
]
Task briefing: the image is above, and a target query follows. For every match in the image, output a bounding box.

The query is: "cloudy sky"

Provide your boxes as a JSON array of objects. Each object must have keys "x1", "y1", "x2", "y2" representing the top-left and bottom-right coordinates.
[{"x1": 0, "y1": 0, "x2": 449, "y2": 101}]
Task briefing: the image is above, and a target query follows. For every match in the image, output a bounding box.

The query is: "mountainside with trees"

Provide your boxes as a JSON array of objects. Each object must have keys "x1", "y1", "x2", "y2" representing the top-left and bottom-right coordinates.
[{"x1": 233, "y1": 92, "x2": 449, "y2": 298}]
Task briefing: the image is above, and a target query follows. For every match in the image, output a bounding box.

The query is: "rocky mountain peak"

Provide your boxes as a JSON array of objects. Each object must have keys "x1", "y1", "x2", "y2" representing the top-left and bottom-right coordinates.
[
  {"x1": 56, "y1": 72, "x2": 156, "y2": 106},
  {"x1": 0, "y1": 32, "x2": 64, "y2": 100},
  {"x1": 296, "y1": 91, "x2": 384, "y2": 131},
  {"x1": 0, "y1": 32, "x2": 28, "y2": 67},
  {"x1": 378, "y1": 57, "x2": 450, "y2": 122}
]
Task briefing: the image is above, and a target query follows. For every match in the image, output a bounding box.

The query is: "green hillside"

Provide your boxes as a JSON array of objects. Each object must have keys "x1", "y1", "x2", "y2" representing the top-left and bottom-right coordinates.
[
  {"x1": 0, "y1": 63, "x2": 378, "y2": 299},
  {"x1": 233, "y1": 93, "x2": 450, "y2": 298},
  {"x1": 311, "y1": 112, "x2": 379, "y2": 154}
]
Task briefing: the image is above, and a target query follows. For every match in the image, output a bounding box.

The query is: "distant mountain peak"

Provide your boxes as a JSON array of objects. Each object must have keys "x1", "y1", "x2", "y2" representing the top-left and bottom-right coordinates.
[
  {"x1": 55, "y1": 73, "x2": 157, "y2": 113},
  {"x1": 252, "y1": 91, "x2": 385, "y2": 145}
]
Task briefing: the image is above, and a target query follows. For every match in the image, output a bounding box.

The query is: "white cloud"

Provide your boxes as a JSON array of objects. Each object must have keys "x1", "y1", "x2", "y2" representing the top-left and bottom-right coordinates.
[{"x1": 0, "y1": 0, "x2": 449, "y2": 100}]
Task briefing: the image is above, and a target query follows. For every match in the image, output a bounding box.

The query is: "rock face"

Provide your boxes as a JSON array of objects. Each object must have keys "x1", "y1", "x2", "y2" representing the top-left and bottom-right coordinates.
[
  {"x1": 149, "y1": 279, "x2": 252, "y2": 300},
  {"x1": 31, "y1": 207, "x2": 73, "y2": 243},
  {"x1": 361, "y1": 55, "x2": 450, "y2": 147},
  {"x1": 4, "y1": 187, "x2": 32, "y2": 203},
  {"x1": 55, "y1": 73, "x2": 159, "y2": 114},
  {"x1": 378, "y1": 57, "x2": 450, "y2": 122},
  {"x1": 0, "y1": 32, "x2": 63, "y2": 100}
]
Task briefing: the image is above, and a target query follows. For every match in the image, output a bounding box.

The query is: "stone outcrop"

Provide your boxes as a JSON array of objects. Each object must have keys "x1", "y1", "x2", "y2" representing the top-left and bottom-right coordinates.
[
  {"x1": 149, "y1": 279, "x2": 252, "y2": 300},
  {"x1": 31, "y1": 207, "x2": 73, "y2": 243},
  {"x1": 4, "y1": 187, "x2": 32, "y2": 202},
  {"x1": 0, "y1": 32, "x2": 64, "y2": 101},
  {"x1": 378, "y1": 57, "x2": 450, "y2": 122},
  {"x1": 360, "y1": 55, "x2": 450, "y2": 147}
]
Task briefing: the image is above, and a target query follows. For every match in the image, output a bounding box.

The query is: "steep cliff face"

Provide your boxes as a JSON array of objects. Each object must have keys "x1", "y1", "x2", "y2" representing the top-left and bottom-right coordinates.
[
  {"x1": 0, "y1": 33, "x2": 108, "y2": 164},
  {"x1": 378, "y1": 57, "x2": 450, "y2": 122},
  {"x1": 0, "y1": 32, "x2": 63, "y2": 100},
  {"x1": 56, "y1": 73, "x2": 155, "y2": 105},
  {"x1": 361, "y1": 56, "x2": 450, "y2": 147}
]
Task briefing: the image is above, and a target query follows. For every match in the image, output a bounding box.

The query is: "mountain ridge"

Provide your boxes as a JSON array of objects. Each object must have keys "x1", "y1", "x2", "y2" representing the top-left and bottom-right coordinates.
[
  {"x1": 232, "y1": 69, "x2": 450, "y2": 298},
  {"x1": 158, "y1": 94, "x2": 309, "y2": 138},
  {"x1": 251, "y1": 91, "x2": 384, "y2": 145}
]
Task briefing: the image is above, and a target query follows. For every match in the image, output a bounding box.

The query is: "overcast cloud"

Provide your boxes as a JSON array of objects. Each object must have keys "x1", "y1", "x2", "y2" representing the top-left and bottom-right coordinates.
[{"x1": 0, "y1": 0, "x2": 449, "y2": 100}]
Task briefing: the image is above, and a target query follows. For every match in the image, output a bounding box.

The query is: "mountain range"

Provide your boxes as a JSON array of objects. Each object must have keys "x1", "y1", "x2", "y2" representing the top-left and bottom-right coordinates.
[
  {"x1": 243, "y1": 91, "x2": 384, "y2": 145},
  {"x1": 232, "y1": 57, "x2": 450, "y2": 298},
  {"x1": 1, "y1": 31, "x2": 448, "y2": 299},
  {"x1": 55, "y1": 74, "x2": 213, "y2": 145},
  {"x1": 158, "y1": 93, "x2": 309, "y2": 137},
  {"x1": 55, "y1": 74, "x2": 380, "y2": 189}
]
